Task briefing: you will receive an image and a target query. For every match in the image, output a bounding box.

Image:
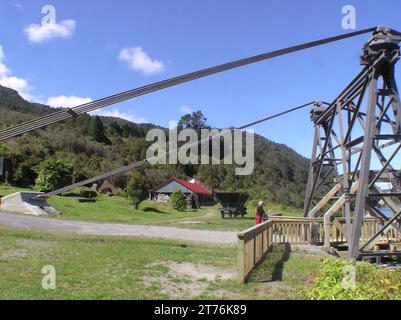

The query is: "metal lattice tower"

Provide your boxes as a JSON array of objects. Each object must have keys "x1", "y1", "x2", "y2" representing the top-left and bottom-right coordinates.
[{"x1": 304, "y1": 26, "x2": 401, "y2": 258}]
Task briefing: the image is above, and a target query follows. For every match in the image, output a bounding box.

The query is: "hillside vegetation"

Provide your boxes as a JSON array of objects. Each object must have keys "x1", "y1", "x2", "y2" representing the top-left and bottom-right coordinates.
[{"x1": 0, "y1": 85, "x2": 309, "y2": 207}]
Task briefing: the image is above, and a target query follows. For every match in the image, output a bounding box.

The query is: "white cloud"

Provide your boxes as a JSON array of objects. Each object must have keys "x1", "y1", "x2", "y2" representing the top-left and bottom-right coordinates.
[
  {"x1": 0, "y1": 45, "x2": 146, "y2": 125},
  {"x1": 0, "y1": 46, "x2": 10, "y2": 75},
  {"x1": 46, "y1": 95, "x2": 92, "y2": 108},
  {"x1": 0, "y1": 45, "x2": 33, "y2": 100},
  {"x1": 119, "y1": 47, "x2": 165, "y2": 75},
  {"x1": 180, "y1": 105, "x2": 193, "y2": 114},
  {"x1": 0, "y1": 63, "x2": 10, "y2": 75},
  {"x1": 0, "y1": 46, "x2": 5, "y2": 61},
  {"x1": 24, "y1": 20, "x2": 76, "y2": 43},
  {"x1": 90, "y1": 108, "x2": 146, "y2": 123},
  {"x1": 0, "y1": 76, "x2": 28, "y2": 92},
  {"x1": 13, "y1": 3, "x2": 23, "y2": 10}
]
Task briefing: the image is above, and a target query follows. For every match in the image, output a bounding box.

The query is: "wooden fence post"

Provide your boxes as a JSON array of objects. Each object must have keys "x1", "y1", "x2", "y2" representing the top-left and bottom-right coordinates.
[
  {"x1": 237, "y1": 234, "x2": 246, "y2": 283},
  {"x1": 324, "y1": 215, "x2": 331, "y2": 248}
]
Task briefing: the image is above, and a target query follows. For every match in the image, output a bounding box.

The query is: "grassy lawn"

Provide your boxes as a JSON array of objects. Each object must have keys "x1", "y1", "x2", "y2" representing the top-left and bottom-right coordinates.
[
  {"x1": 0, "y1": 184, "x2": 303, "y2": 232},
  {"x1": 0, "y1": 184, "x2": 31, "y2": 196},
  {"x1": 0, "y1": 225, "x2": 322, "y2": 300}
]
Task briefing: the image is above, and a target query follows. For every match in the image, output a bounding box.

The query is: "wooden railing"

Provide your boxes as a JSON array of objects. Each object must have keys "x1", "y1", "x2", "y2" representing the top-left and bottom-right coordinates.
[
  {"x1": 237, "y1": 216, "x2": 401, "y2": 282},
  {"x1": 270, "y1": 216, "x2": 324, "y2": 244},
  {"x1": 326, "y1": 217, "x2": 401, "y2": 246},
  {"x1": 237, "y1": 217, "x2": 323, "y2": 282},
  {"x1": 237, "y1": 220, "x2": 274, "y2": 283}
]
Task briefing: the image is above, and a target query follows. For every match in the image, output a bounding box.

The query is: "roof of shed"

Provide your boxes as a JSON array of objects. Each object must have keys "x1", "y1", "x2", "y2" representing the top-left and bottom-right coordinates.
[{"x1": 149, "y1": 177, "x2": 213, "y2": 195}]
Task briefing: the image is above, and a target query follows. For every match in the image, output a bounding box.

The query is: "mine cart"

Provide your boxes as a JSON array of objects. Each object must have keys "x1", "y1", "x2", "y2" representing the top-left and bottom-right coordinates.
[{"x1": 215, "y1": 192, "x2": 249, "y2": 219}]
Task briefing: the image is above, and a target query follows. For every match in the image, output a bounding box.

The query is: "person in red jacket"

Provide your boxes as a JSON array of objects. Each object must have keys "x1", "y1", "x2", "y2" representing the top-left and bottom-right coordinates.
[{"x1": 255, "y1": 201, "x2": 267, "y2": 225}]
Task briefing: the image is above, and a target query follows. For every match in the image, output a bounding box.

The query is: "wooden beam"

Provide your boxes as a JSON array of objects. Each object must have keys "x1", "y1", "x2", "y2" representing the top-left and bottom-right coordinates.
[
  {"x1": 308, "y1": 183, "x2": 342, "y2": 217},
  {"x1": 323, "y1": 181, "x2": 360, "y2": 247}
]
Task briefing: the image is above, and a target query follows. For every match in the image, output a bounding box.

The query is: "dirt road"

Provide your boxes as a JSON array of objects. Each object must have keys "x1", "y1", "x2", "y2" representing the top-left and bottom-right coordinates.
[{"x1": 0, "y1": 211, "x2": 237, "y2": 244}]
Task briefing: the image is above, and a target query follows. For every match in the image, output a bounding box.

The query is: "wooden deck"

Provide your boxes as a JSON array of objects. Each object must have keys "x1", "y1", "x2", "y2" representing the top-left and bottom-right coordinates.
[{"x1": 237, "y1": 216, "x2": 401, "y2": 283}]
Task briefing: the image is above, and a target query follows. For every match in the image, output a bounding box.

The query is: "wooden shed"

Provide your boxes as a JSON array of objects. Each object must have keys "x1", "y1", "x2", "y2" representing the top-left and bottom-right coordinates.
[
  {"x1": 149, "y1": 177, "x2": 216, "y2": 207},
  {"x1": 98, "y1": 180, "x2": 118, "y2": 196}
]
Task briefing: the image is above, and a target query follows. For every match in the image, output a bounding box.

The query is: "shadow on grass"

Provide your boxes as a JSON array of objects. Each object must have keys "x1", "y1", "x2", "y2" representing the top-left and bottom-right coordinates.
[
  {"x1": 142, "y1": 207, "x2": 167, "y2": 214},
  {"x1": 271, "y1": 243, "x2": 291, "y2": 281},
  {"x1": 247, "y1": 243, "x2": 291, "y2": 283},
  {"x1": 220, "y1": 216, "x2": 255, "y2": 221},
  {"x1": 61, "y1": 192, "x2": 82, "y2": 198}
]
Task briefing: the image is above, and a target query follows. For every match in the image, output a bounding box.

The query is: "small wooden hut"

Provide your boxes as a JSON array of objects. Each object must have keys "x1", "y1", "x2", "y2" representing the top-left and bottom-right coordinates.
[{"x1": 98, "y1": 180, "x2": 118, "y2": 196}]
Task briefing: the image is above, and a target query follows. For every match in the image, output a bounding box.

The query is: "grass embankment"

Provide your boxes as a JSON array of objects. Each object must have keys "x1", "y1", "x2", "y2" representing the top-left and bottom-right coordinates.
[
  {"x1": 0, "y1": 226, "x2": 322, "y2": 299},
  {"x1": 0, "y1": 184, "x2": 302, "y2": 232}
]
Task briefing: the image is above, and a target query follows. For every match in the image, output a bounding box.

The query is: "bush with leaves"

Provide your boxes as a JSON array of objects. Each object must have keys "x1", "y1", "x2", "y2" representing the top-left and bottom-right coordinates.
[
  {"x1": 126, "y1": 172, "x2": 149, "y2": 209},
  {"x1": 170, "y1": 190, "x2": 187, "y2": 211},
  {"x1": 14, "y1": 157, "x2": 41, "y2": 187},
  {"x1": 305, "y1": 258, "x2": 401, "y2": 300},
  {"x1": 33, "y1": 159, "x2": 73, "y2": 192}
]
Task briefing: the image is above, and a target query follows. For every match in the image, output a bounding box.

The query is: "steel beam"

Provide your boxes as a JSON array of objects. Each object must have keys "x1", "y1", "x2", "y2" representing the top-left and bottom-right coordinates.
[
  {"x1": 305, "y1": 27, "x2": 401, "y2": 258},
  {"x1": 348, "y1": 72, "x2": 379, "y2": 258}
]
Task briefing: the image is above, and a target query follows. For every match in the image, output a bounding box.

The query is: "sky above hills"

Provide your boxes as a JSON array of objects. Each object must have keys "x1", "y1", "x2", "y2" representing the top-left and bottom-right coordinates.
[{"x1": 1, "y1": 0, "x2": 401, "y2": 158}]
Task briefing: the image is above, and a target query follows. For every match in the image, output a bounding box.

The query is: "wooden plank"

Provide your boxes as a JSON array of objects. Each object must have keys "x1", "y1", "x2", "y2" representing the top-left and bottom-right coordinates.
[
  {"x1": 237, "y1": 220, "x2": 276, "y2": 282},
  {"x1": 309, "y1": 183, "x2": 342, "y2": 217},
  {"x1": 237, "y1": 220, "x2": 274, "y2": 241},
  {"x1": 237, "y1": 236, "x2": 246, "y2": 283}
]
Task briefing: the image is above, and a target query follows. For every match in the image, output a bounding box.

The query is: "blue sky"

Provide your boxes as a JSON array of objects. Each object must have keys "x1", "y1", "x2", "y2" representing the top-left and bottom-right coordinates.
[{"x1": 1, "y1": 0, "x2": 401, "y2": 158}]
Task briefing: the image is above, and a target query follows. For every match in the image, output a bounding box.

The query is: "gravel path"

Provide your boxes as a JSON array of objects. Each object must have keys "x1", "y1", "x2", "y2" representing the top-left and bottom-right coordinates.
[{"x1": 0, "y1": 211, "x2": 237, "y2": 244}]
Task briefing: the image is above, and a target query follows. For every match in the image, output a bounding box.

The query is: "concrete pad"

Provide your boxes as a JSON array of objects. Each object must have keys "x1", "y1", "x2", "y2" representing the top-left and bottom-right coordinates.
[{"x1": 0, "y1": 192, "x2": 58, "y2": 216}]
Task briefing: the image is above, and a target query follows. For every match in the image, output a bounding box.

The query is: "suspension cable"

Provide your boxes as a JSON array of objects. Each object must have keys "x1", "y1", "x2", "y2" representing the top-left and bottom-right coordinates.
[
  {"x1": 0, "y1": 27, "x2": 377, "y2": 142},
  {"x1": 237, "y1": 101, "x2": 314, "y2": 129}
]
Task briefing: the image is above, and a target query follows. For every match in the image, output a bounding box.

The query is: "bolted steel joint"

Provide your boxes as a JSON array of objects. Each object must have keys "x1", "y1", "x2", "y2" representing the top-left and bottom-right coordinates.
[
  {"x1": 361, "y1": 26, "x2": 401, "y2": 65},
  {"x1": 310, "y1": 101, "x2": 328, "y2": 123}
]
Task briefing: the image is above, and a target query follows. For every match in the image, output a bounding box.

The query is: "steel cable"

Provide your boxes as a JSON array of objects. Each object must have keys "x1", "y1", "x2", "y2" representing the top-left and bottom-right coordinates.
[{"x1": 0, "y1": 27, "x2": 377, "y2": 141}]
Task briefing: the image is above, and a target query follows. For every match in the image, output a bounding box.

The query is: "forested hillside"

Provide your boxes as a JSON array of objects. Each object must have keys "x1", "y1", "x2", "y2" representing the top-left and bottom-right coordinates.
[{"x1": 0, "y1": 85, "x2": 309, "y2": 207}]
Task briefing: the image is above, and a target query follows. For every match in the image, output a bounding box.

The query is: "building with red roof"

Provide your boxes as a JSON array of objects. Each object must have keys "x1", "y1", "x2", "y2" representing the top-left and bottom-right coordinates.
[{"x1": 149, "y1": 177, "x2": 216, "y2": 208}]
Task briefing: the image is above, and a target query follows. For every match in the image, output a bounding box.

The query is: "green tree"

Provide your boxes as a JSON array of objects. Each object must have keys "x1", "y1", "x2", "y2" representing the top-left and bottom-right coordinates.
[
  {"x1": 0, "y1": 142, "x2": 21, "y2": 173},
  {"x1": 0, "y1": 143, "x2": 12, "y2": 158},
  {"x1": 33, "y1": 159, "x2": 73, "y2": 192},
  {"x1": 110, "y1": 121, "x2": 123, "y2": 136},
  {"x1": 14, "y1": 157, "x2": 41, "y2": 187},
  {"x1": 126, "y1": 172, "x2": 149, "y2": 209},
  {"x1": 170, "y1": 189, "x2": 187, "y2": 211},
  {"x1": 178, "y1": 110, "x2": 209, "y2": 132},
  {"x1": 89, "y1": 116, "x2": 110, "y2": 144}
]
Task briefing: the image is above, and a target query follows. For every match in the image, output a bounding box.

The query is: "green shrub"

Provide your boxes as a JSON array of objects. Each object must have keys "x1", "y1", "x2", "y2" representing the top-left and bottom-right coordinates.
[
  {"x1": 126, "y1": 172, "x2": 149, "y2": 209},
  {"x1": 14, "y1": 157, "x2": 40, "y2": 187},
  {"x1": 33, "y1": 159, "x2": 73, "y2": 192},
  {"x1": 306, "y1": 258, "x2": 401, "y2": 300},
  {"x1": 170, "y1": 190, "x2": 187, "y2": 211}
]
